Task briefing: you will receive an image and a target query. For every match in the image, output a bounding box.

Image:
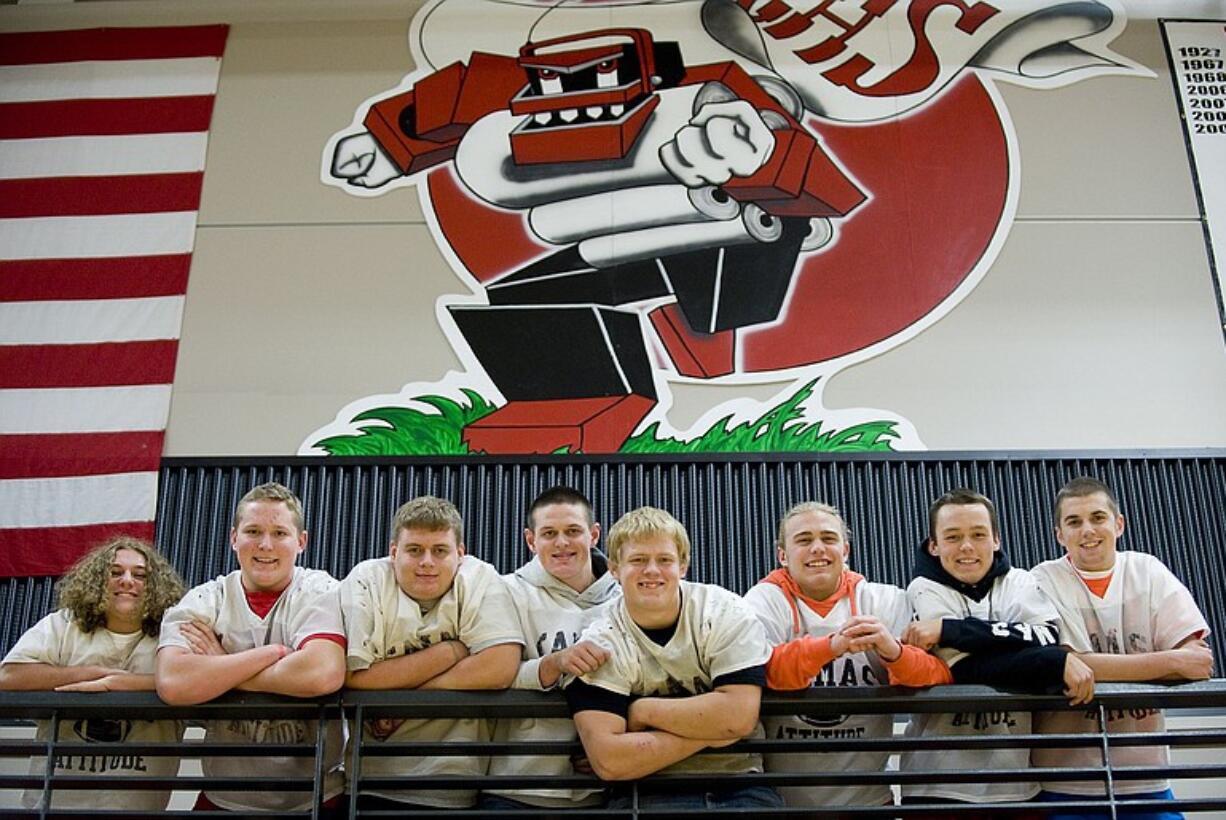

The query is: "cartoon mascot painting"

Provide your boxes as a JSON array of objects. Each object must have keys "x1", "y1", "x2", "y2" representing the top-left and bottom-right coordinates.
[{"x1": 323, "y1": 0, "x2": 1142, "y2": 455}]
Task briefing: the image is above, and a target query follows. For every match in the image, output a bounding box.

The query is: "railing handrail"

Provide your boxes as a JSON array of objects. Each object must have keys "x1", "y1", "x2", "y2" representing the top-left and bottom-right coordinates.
[{"x1": 4, "y1": 679, "x2": 1224, "y2": 720}]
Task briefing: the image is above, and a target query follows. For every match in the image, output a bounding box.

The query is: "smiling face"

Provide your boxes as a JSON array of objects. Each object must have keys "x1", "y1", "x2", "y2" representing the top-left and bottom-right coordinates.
[
  {"x1": 105, "y1": 547, "x2": 148, "y2": 632},
  {"x1": 391, "y1": 526, "x2": 464, "y2": 603},
  {"x1": 611, "y1": 534, "x2": 686, "y2": 629},
  {"x1": 231, "y1": 499, "x2": 307, "y2": 593},
  {"x1": 1055, "y1": 491, "x2": 1125, "y2": 573},
  {"x1": 779, "y1": 509, "x2": 848, "y2": 601},
  {"x1": 929, "y1": 502, "x2": 1000, "y2": 585},
  {"x1": 526, "y1": 501, "x2": 599, "y2": 592}
]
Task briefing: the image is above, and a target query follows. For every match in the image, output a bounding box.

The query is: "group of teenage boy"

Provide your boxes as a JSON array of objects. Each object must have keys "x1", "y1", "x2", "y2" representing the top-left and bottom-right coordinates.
[{"x1": 0, "y1": 476, "x2": 1213, "y2": 818}]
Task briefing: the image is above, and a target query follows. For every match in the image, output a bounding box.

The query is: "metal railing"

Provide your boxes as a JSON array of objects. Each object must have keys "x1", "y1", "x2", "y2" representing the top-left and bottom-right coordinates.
[{"x1": 2, "y1": 681, "x2": 1225, "y2": 818}]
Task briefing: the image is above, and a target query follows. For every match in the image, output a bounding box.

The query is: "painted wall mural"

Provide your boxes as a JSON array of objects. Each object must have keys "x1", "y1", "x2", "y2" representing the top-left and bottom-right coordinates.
[{"x1": 310, "y1": 0, "x2": 1145, "y2": 456}]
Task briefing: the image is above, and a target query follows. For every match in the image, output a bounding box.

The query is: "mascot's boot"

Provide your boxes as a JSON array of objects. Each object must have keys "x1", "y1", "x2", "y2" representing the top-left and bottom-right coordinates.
[{"x1": 449, "y1": 304, "x2": 657, "y2": 454}]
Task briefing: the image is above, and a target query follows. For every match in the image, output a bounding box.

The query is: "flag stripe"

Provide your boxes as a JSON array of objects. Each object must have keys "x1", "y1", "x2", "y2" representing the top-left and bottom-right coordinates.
[
  {"x1": 0, "y1": 296, "x2": 185, "y2": 344},
  {"x1": 0, "y1": 385, "x2": 173, "y2": 434},
  {"x1": 0, "y1": 172, "x2": 204, "y2": 218},
  {"x1": 0, "y1": 57, "x2": 226, "y2": 104},
  {"x1": 0, "y1": 212, "x2": 198, "y2": 260},
  {"x1": 0, "y1": 133, "x2": 208, "y2": 180},
  {"x1": 0, "y1": 472, "x2": 159, "y2": 528},
  {"x1": 0, "y1": 341, "x2": 179, "y2": 389},
  {"x1": 0, "y1": 26, "x2": 228, "y2": 66},
  {"x1": 0, "y1": 25, "x2": 227, "y2": 577},
  {"x1": 0, "y1": 96, "x2": 217, "y2": 139},
  {"x1": 0, "y1": 255, "x2": 192, "y2": 302},
  {"x1": 0, "y1": 521, "x2": 158, "y2": 577},
  {"x1": 0, "y1": 431, "x2": 164, "y2": 479}
]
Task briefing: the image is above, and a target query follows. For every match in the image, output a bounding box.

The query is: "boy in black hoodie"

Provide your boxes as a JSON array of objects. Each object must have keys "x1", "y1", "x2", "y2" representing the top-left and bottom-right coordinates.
[{"x1": 898, "y1": 488, "x2": 1094, "y2": 818}]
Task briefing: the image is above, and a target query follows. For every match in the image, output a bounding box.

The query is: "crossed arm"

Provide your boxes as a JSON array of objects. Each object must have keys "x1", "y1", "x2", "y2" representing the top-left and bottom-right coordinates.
[
  {"x1": 572, "y1": 683, "x2": 760, "y2": 781},
  {"x1": 346, "y1": 640, "x2": 521, "y2": 691},
  {"x1": 1077, "y1": 635, "x2": 1213, "y2": 682},
  {"x1": 0, "y1": 662, "x2": 153, "y2": 693},
  {"x1": 902, "y1": 616, "x2": 1095, "y2": 705},
  {"x1": 155, "y1": 623, "x2": 346, "y2": 705}
]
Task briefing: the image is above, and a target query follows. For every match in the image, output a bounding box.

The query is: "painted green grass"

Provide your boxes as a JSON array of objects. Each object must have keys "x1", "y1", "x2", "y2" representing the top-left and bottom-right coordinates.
[
  {"x1": 312, "y1": 381, "x2": 898, "y2": 455},
  {"x1": 619, "y1": 381, "x2": 899, "y2": 453},
  {"x1": 312, "y1": 389, "x2": 496, "y2": 456}
]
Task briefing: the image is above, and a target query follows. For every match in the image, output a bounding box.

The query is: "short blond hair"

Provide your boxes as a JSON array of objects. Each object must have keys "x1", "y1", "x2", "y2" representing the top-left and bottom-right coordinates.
[
  {"x1": 233, "y1": 482, "x2": 304, "y2": 532},
  {"x1": 777, "y1": 501, "x2": 850, "y2": 549},
  {"x1": 606, "y1": 506, "x2": 690, "y2": 566},
  {"x1": 391, "y1": 495, "x2": 464, "y2": 543}
]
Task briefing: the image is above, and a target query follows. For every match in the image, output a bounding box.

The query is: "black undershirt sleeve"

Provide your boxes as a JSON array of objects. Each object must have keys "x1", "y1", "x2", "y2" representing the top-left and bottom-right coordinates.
[
  {"x1": 713, "y1": 663, "x2": 767, "y2": 689},
  {"x1": 940, "y1": 618, "x2": 1060, "y2": 653},
  {"x1": 949, "y1": 644, "x2": 1069, "y2": 692},
  {"x1": 565, "y1": 679, "x2": 632, "y2": 719}
]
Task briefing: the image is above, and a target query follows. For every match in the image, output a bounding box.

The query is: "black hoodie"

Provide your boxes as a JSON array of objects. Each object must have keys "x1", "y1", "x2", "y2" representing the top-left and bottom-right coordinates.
[{"x1": 912, "y1": 538, "x2": 1069, "y2": 692}]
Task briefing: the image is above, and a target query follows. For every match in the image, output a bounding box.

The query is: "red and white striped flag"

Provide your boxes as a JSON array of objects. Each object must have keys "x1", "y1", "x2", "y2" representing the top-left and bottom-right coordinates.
[{"x1": 0, "y1": 25, "x2": 228, "y2": 577}]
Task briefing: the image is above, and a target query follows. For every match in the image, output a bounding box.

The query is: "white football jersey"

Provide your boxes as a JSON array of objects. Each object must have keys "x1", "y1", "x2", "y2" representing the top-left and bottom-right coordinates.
[
  {"x1": 901, "y1": 567, "x2": 1058, "y2": 803},
  {"x1": 5, "y1": 610, "x2": 182, "y2": 811},
  {"x1": 158, "y1": 566, "x2": 345, "y2": 813},
  {"x1": 578, "y1": 581, "x2": 772, "y2": 776},
  {"x1": 1032, "y1": 551, "x2": 1210, "y2": 795},
  {"x1": 744, "y1": 576, "x2": 910, "y2": 807},
  {"x1": 487, "y1": 557, "x2": 620, "y2": 808},
  {"x1": 340, "y1": 555, "x2": 523, "y2": 808}
]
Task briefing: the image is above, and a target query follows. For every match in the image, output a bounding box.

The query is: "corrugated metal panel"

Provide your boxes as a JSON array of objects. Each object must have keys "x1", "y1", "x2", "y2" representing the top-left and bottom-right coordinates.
[{"x1": 2, "y1": 452, "x2": 1223, "y2": 663}]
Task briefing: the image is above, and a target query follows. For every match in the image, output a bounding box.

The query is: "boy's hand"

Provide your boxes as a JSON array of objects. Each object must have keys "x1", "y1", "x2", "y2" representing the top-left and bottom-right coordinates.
[
  {"x1": 828, "y1": 630, "x2": 852, "y2": 658},
  {"x1": 55, "y1": 672, "x2": 147, "y2": 693},
  {"x1": 181, "y1": 622, "x2": 227, "y2": 656},
  {"x1": 555, "y1": 640, "x2": 611, "y2": 678},
  {"x1": 1062, "y1": 653, "x2": 1095, "y2": 705},
  {"x1": 902, "y1": 619, "x2": 943, "y2": 651},
  {"x1": 841, "y1": 616, "x2": 902, "y2": 662},
  {"x1": 1169, "y1": 640, "x2": 1213, "y2": 680}
]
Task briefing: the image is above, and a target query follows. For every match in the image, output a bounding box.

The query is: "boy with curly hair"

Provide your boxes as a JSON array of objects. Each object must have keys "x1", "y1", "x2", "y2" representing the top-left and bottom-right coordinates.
[{"x1": 0, "y1": 537, "x2": 186, "y2": 812}]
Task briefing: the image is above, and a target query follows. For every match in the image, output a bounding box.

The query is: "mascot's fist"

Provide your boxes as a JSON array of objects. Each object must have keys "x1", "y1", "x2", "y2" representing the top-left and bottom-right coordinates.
[
  {"x1": 331, "y1": 132, "x2": 402, "y2": 189},
  {"x1": 660, "y1": 99, "x2": 775, "y2": 188}
]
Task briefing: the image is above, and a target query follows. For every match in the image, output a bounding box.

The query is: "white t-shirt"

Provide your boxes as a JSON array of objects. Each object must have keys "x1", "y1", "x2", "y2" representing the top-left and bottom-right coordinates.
[
  {"x1": 1032, "y1": 551, "x2": 1210, "y2": 795},
  {"x1": 4, "y1": 609, "x2": 182, "y2": 811},
  {"x1": 744, "y1": 576, "x2": 910, "y2": 807},
  {"x1": 902, "y1": 567, "x2": 1059, "y2": 803},
  {"x1": 158, "y1": 566, "x2": 345, "y2": 813},
  {"x1": 487, "y1": 557, "x2": 620, "y2": 807},
  {"x1": 340, "y1": 555, "x2": 523, "y2": 808},
  {"x1": 577, "y1": 581, "x2": 772, "y2": 776}
]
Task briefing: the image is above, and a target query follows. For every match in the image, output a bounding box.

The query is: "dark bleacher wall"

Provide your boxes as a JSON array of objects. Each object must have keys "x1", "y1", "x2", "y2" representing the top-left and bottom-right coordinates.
[{"x1": 2, "y1": 451, "x2": 1224, "y2": 659}]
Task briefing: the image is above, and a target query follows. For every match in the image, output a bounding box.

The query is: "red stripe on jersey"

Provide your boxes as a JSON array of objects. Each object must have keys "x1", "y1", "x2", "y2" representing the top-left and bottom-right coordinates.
[
  {"x1": 0, "y1": 432, "x2": 164, "y2": 479},
  {"x1": 0, "y1": 25, "x2": 229, "y2": 65},
  {"x1": 0, "y1": 341, "x2": 179, "y2": 389},
  {"x1": 0, "y1": 173, "x2": 204, "y2": 218},
  {"x1": 0, "y1": 255, "x2": 192, "y2": 302},
  {"x1": 299, "y1": 633, "x2": 348, "y2": 651},
  {"x1": 0, "y1": 521, "x2": 156, "y2": 577},
  {"x1": 0, "y1": 96, "x2": 217, "y2": 139}
]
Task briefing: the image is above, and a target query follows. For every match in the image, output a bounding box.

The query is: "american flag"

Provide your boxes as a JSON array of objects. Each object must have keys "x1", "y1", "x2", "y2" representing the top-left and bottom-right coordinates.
[{"x1": 0, "y1": 25, "x2": 228, "y2": 577}]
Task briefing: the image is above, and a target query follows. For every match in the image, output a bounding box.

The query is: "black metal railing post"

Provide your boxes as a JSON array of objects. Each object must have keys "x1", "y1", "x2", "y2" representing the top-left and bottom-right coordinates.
[{"x1": 37, "y1": 709, "x2": 58, "y2": 820}]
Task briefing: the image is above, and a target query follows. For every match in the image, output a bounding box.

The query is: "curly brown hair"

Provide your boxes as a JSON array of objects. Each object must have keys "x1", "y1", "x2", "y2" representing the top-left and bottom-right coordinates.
[{"x1": 55, "y1": 537, "x2": 185, "y2": 637}]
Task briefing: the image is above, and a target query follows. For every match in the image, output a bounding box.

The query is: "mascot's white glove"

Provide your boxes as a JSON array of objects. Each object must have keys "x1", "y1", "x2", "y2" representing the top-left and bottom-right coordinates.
[
  {"x1": 659, "y1": 99, "x2": 775, "y2": 187},
  {"x1": 331, "y1": 131, "x2": 403, "y2": 189}
]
